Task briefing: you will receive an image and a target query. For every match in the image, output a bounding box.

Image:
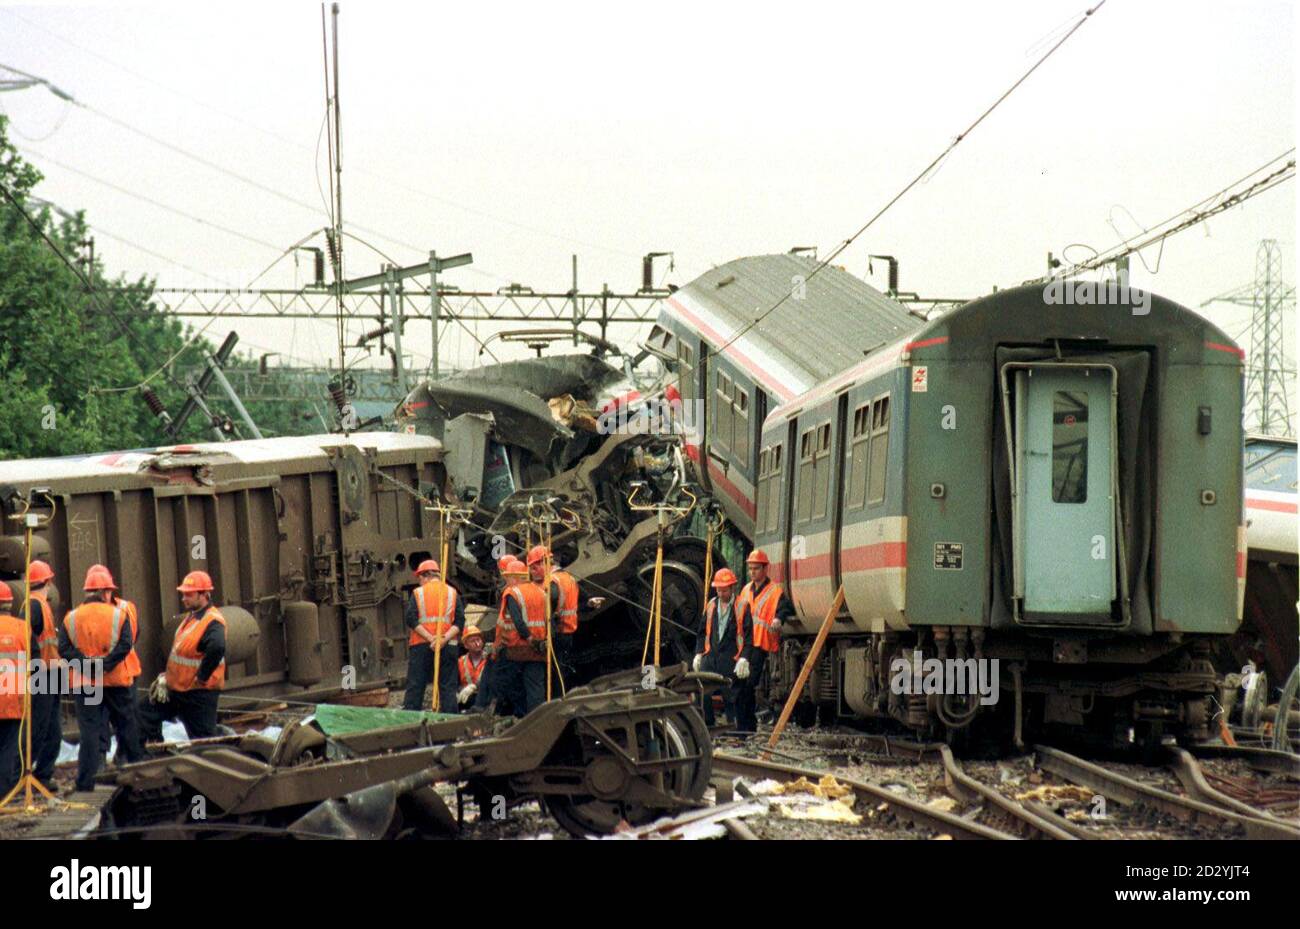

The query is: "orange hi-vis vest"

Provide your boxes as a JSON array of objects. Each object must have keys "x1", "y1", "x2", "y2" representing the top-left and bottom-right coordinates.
[
  {"x1": 410, "y1": 580, "x2": 459, "y2": 646},
  {"x1": 116, "y1": 598, "x2": 141, "y2": 681},
  {"x1": 0, "y1": 613, "x2": 29, "y2": 720},
  {"x1": 64, "y1": 601, "x2": 132, "y2": 689},
  {"x1": 165, "y1": 606, "x2": 226, "y2": 692},
  {"x1": 495, "y1": 588, "x2": 520, "y2": 650},
  {"x1": 458, "y1": 653, "x2": 486, "y2": 686},
  {"x1": 701, "y1": 597, "x2": 743, "y2": 659},
  {"x1": 739, "y1": 580, "x2": 784, "y2": 653},
  {"x1": 501, "y1": 582, "x2": 548, "y2": 662},
  {"x1": 31, "y1": 590, "x2": 58, "y2": 664},
  {"x1": 548, "y1": 571, "x2": 579, "y2": 635}
]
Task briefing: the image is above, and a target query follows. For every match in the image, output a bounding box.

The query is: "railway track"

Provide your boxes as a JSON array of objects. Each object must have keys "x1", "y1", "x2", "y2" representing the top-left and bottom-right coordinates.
[
  {"x1": 1033, "y1": 745, "x2": 1300, "y2": 841},
  {"x1": 706, "y1": 728, "x2": 1300, "y2": 841},
  {"x1": 712, "y1": 750, "x2": 1017, "y2": 840}
]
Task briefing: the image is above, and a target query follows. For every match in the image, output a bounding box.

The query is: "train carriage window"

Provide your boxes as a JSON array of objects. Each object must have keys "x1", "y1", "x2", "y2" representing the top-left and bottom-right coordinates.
[
  {"x1": 677, "y1": 342, "x2": 694, "y2": 401},
  {"x1": 1052, "y1": 392, "x2": 1088, "y2": 504},
  {"x1": 813, "y1": 422, "x2": 832, "y2": 520},
  {"x1": 1244, "y1": 442, "x2": 1297, "y2": 491},
  {"x1": 714, "y1": 372, "x2": 733, "y2": 453},
  {"x1": 797, "y1": 429, "x2": 815, "y2": 524},
  {"x1": 734, "y1": 387, "x2": 749, "y2": 468},
  {"x1": 847, "y1": 402, "x2": 870, "y2": 510},
  {"x1": 768, "y1": 443, "x2": 783, "y2": 533},
  {"x1": 867, "y1": 394, "x2": 890, "y2": 505}
]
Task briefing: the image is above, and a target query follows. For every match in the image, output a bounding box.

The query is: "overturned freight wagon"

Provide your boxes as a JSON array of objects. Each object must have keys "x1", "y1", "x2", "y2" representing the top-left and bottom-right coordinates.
[{"x1": 0, "y1": 433, "x2": 448, "y2": 700}]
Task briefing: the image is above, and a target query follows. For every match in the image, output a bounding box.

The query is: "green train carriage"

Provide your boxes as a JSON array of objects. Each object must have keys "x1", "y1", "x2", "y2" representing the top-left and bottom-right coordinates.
[{"x1": 752, "y1": 283, "x2": 1244, "y2": 744}]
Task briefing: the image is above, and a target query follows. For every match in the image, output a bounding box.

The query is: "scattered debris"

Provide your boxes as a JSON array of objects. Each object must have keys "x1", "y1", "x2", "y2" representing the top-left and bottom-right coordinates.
[{"x1": 1014, "y1": 785, "x2": 1095, "y2": 804}]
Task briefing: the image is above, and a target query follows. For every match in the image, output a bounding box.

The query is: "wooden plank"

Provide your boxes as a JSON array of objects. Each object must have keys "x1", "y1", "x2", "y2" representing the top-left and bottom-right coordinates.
[{"x1": 762, "y1": 585, "x2": 844, "y2": 760}]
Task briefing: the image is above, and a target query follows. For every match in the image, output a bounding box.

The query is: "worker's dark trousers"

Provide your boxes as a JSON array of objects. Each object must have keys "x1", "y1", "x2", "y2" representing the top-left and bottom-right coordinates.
[
  {"x1": 29, "y1": 691, "x2": 62, "y2": 784},
  {"x1": 137, "y1": 688, "x2": 220, "y2": 742},
  {"x1": 403, "y1": 642, "x2": 459, "y2": 712},
  {"x1": 473, "y1": 659, "x2": 500, "y2": 713},
  {"x1": 698, "y1": 651, "x2": 737, "y2": 727},
  {"x1": 494, "y1": 658, "x2": 525, "y2": 717},
  {"x1": 733, "y1": 650, "x2": 769, "y2": 734},
  {"x1": 521, "y1": 660, "x2": 547, "y2": 714},
  {"x1": 74, "y1": 687, "x2": 142, "y2": 791},
  {"x1": 0, "y1": 718, "x2": 19, "y2": 796},
  {"x1": 100, "y1": 683, "x2": 143, "y2": 759},
  {"x1": 553, "y1": 634, "x2": 575, "y2": 680}
]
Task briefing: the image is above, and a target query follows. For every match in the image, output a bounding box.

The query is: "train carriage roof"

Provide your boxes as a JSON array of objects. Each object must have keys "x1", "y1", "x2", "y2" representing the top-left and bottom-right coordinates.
[
  {"x1": 665, "y1": 254, "x2": 921, "y2": 403},
  {"x1": 762, "y1": 282, "x2": 1245, "y2": 431},
  {"x1": 0, "y1": 432, "x2": 443, "y2": 493}
]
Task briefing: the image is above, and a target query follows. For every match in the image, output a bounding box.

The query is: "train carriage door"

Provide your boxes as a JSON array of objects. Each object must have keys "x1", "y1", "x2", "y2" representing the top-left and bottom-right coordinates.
[
  {"x1": 1005, "y1": 364, "x2": 1120, "y2": 619},
  {"x1": 831, "y1": 392, "x2": 850, "y2": 596}
]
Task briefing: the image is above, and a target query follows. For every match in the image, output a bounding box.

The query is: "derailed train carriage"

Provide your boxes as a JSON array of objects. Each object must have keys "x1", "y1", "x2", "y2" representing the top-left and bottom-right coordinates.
[
  {"x1": 0, "y1": 433, "x2": 449, "y2": 700},
  {"x1": 658, "y1": 255, "x2": 1245, "y2": 745}
]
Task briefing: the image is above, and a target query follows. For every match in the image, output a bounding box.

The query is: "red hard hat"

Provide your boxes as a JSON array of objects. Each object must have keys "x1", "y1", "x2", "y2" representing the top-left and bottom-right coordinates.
[
  {"x1": 526, "y1": 545, "x2": 550, "y2": 567},
  {"x1": 712, "y1": 568, "x2": 738, "y2": 588},
  {"x1": 83, "y1": 564, "x2": 118, "y2": 591},
  {"x1": 28, "y1": 560, "x2": 54, "y2": 584},
  {"x1": 497, "y1": 555, "x2": 513, "y2": 573},
  {"x1": 503, "y1": 559, "x2": 529, "y2": 577},
  {"x1": 414, "y1": 559, "x2": 441, "y2": 576},
  {"x1": 746, "y1": 550, "x2": 770, "y2": 566},
  {"x1": 177, "y1": 570, "x2": 214, "y2": 593},
  {"x1": 0, "y1": 581, "x2": 12, "y2": 603}
]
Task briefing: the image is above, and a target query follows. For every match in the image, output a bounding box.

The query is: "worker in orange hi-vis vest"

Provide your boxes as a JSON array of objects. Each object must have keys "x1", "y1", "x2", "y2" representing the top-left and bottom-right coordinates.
[
  {"x1": 456, "y1": 625, "x2": 488, "y2": 711},
  {"x1": 733, "y1": 549, "x2": 796, "y2": 733},
  {"x1": 402, "y1": 560, "x2": 465, "y2": 712},
  {"x1": 96, "y1": 583, "x2": 143, "y2": 764},
  {"x1": 495, "y1": 559, "x2": 551, "y2": 716},
  {"x1": 691, "y1": 568, "x2": 747, "y2": 728},
  {"x1": 0, "y1": 581, "x2": 32, "y2": 798},
  {"x1": 23, "y1": 560, "x2": 62, "y2": 790},
  {"x1": 526, "y1": 545, "x2": 579, "y2": 680},
  {"x1": 137, "y1": 571, "x2": 227, "y2": 744},
  {"x1": 58, "y1": 565, "x2": 143, "y2": 792}
]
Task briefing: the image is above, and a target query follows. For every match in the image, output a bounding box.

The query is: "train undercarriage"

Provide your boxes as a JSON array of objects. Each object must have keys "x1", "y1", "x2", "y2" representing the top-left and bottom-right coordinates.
[{"x1": 767, "y1": 628, "x2": 1220, "y2": 751}]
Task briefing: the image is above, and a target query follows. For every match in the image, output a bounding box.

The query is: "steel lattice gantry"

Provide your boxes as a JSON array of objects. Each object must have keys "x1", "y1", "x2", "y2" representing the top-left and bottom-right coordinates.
[{"x1": 1203, "y1": 240, "x2": 1296, "y2": 437}]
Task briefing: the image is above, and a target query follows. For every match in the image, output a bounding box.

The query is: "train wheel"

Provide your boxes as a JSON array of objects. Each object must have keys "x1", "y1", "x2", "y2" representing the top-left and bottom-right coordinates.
[
  {"x1": 543, "y1": 705, "x2": 711, "y2": 836},
  {"x1": 631, "y1": 558, "x2": 704, "y2": 665}
]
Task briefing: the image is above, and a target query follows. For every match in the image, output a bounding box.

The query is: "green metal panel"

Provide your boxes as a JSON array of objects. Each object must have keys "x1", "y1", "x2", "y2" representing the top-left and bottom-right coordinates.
[
  {"x1": 1017, "y1": 367, "x2": 1116, "y2": 614},
  {"x1": 904, "y1": 360, "x2": 991, "y2": 626},
  {"x1": 1156, "y1": 364, "x2": 1243, "y2": 633}
]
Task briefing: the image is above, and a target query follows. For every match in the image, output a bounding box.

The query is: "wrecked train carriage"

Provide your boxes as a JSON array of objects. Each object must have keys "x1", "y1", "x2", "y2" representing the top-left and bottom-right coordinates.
[
  {"x1": 394, "y1": 349, "x2": 714, "y2": 672},
  {"x1": 0, "y1": 433, "x2": 450, "y2": 700}
]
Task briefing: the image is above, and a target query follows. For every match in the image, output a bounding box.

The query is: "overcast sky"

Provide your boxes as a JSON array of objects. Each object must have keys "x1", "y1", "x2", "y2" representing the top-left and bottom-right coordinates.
[{"x1": 0, "y1": 0, "x2": 1294, "y2": 392}]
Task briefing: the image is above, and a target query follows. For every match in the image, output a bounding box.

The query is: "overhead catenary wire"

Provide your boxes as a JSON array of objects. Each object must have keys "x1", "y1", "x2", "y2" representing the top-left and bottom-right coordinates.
[
  {"x1": 0, "y1": 8, "x2": 644, "y2": 260},
  {"x1": 1051, "y1": 149, "x2": 1297, "y2": 280},
  {"x1": 0, "y1": 176, "x2": 187, "y2": 398},
  {"x1": 710, "y1": 0, "x2": 1108, "y2": 360},
  {"x1": 21, "y1": 147, "x2": 288, "y2": 253},
  {"x1": 90, "y1": 228, "x2": 323, "y2": 395},
  {"x1": 2, "y1": 58, "x2": 522, "y2": 288}
]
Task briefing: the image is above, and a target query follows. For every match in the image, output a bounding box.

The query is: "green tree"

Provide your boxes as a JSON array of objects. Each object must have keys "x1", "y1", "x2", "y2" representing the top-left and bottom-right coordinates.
[{"x1": 0, "y1": 114, "x2": 310, "y2": 458}]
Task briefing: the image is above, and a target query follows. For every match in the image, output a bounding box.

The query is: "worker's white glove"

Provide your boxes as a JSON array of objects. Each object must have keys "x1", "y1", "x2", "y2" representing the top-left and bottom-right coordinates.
[
  {"x1": 457, "y1": 684, "x2": 477, "y2": 704},
  {"x1": 691, "y1": 653, "x2": 702, "y2": 673},
  {"x1": 149, "y1": 673, "x2": 168, "y2": 704},
  {"x1": 734, "y1": 658, "x2": 750, "y2": 680}
]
